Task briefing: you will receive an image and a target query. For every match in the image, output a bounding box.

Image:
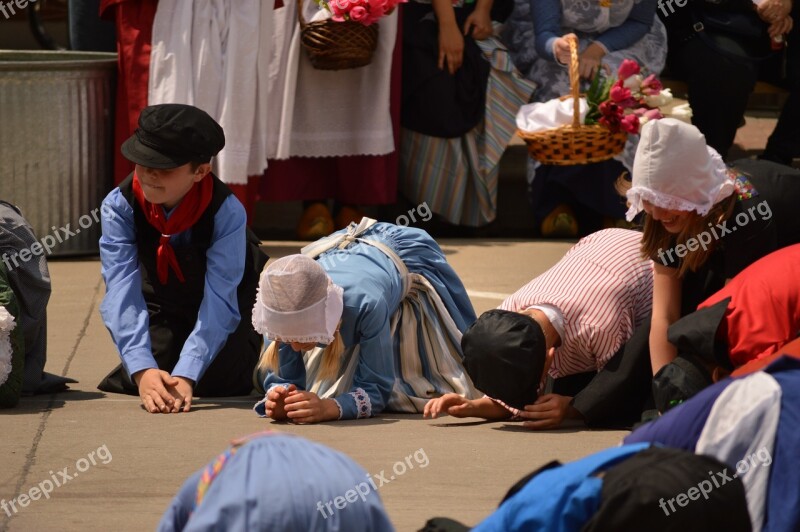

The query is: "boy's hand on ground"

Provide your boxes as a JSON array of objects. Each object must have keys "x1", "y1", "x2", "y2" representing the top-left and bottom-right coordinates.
[
  {"x1": 169, "y1": 376, "x2": 194, "y2": 413},
  {"x1": 265, "y1": 384, "x2": 297, "y2": 420},
  {"x1": 133, "y1": 369, "x2": 179, "y2": 414},
  {"x1": 519, "y1": 394, "x2": 576, "y2": 430},
  {"x1": 423, "y1": 393, "x2": 473, "y2": 418},
  {"x1": 283, "y1": 391, "x2": 338, "y2": 423}
]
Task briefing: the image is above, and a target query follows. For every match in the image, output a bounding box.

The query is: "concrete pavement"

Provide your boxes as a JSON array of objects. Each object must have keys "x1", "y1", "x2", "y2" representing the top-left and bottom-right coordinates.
[{"x1": 0, "y1": 239, "x2": 629, "y2": 532}]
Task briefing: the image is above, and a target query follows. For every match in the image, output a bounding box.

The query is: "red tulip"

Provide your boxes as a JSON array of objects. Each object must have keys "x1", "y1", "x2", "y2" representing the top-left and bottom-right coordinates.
[{"x1": 617, "y1": 59, "x2": 640, "y2": 81}]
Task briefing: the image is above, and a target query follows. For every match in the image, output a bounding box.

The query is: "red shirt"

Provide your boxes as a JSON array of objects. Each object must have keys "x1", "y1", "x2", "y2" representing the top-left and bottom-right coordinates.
[{"x1": 699, "y1": 244, "x2": 800, "y2": 367}]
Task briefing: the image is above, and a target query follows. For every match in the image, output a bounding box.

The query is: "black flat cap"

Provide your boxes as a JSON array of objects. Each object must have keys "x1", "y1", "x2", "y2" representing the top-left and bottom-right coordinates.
[
  {"x1": 121, "y1": 104, "x2": 225, "y2": 169},
  {"x1": 462, "y1": 309, "x2": 546, "y2": 410}
]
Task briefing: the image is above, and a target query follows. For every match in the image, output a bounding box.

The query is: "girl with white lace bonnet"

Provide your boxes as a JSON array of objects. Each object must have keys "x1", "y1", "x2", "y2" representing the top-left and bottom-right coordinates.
[
  {"x1": 624, "y1": 118, "x2": 800, "y2": 376},
  {"x1": 251, "y1": 218, "x2": 480, "y2": 423}
]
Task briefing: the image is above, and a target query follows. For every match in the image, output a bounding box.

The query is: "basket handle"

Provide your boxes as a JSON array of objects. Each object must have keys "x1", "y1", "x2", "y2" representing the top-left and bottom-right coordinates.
[
  {"x1": 297, "y1": 0, "x2": 308, "y2": 28},
  {"x1": 567, "y1": 34, "x2": 580, "y2": 128}
]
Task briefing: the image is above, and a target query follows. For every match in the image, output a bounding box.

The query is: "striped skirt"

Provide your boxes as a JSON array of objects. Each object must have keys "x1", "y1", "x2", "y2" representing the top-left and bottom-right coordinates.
[
  {"x1": 304, "y1": 272, "x2": 480, "y2": 412},
  {"x1": 399, "y1": 34, "x2": 537, "y2": 227}
]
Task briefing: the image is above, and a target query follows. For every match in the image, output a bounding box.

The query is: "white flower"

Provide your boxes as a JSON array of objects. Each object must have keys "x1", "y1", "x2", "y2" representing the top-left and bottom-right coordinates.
[
  {"x1": 0, "y1": 306, "x2": 14, "y2": 388},
  {"x1": 623, "y1": 74, "x2": 643, "y2": 92},
  {"x1": 644, "y1": 88, "x2": 673, "y2": 108},
  {"x1": 0, "y1": 306, "x2": 15, "y2": 332},
  {"x1": 665, "y1": 102, "x2": 693, "y2": 123}
]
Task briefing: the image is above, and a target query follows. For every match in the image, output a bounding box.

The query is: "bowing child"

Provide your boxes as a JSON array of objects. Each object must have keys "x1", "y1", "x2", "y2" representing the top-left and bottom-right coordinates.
[
  {"x1": 252, "y1": 218, "x2": 479, "y2": 422},
  {"x1": 425, "y1": 228, "x2": 654, "y2": 429},
  {"x1": 623, "y1": 118, "x2": 800, "y2": 376}
]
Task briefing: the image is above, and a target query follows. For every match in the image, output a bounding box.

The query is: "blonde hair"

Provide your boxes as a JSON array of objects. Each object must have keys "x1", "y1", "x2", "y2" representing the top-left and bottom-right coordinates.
[
  {"x1": 616, "y1": 173, "x2": 737, "y2": 276},
  {"x1": 256, "y1": 327, "x2": 346, "y2": 383}
]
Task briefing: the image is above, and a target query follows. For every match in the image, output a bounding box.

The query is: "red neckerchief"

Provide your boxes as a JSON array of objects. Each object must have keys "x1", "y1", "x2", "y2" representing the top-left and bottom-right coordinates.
[{"x1": 132, "y1": 171, "x2": 213, "y2": 284}]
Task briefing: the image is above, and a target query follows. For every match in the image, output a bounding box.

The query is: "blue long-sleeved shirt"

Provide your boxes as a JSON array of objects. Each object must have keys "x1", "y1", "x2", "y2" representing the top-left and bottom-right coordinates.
[
  {"x1": 533, "y1": 0, "x2": 658, "y2": 62},
  {"x1": 99, "y1": 188, "x2": 246, "y2": 383}
]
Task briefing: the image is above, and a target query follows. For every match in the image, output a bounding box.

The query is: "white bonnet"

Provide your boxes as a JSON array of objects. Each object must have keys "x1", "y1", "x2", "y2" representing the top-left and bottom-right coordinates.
[
  {"x1": 626, "y1": 118, "x2": 735, "y2": 221},
  {"x1": 251, "y1": 255, "x2": 343, "y2": 344}
]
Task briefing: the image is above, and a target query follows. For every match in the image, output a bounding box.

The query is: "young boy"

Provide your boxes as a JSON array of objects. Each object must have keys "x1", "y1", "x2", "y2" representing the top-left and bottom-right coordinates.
[
  {"x1": 424, "y1": 228, "x2": 654, "y2": 429},
  {"x1": 97, "y1": 104, "x2": 267, "y2": 414}
]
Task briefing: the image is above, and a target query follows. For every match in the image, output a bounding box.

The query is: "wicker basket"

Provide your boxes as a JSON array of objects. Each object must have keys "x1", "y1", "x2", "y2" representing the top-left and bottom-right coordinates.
[
  {"x1": 298, "y1": 0, "x2": 379, "y2": 71},
  {"x1": 517, "y1": 35, "x2": 628, "y2": 166}
]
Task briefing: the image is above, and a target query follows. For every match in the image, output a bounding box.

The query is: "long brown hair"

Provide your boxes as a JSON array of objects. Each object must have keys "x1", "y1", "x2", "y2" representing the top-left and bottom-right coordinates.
[
  {"x1": 256, "y1": 328, "x2": 345, "y2": 383},
  {"x1": 617, "y1": 175, "x2": 738, "y2": 277}
]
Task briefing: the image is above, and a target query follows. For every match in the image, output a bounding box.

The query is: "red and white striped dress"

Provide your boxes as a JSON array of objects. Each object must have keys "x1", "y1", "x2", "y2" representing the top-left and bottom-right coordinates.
[{"x1": 500, "y1": 229, "x2": 654, "y2": 378}]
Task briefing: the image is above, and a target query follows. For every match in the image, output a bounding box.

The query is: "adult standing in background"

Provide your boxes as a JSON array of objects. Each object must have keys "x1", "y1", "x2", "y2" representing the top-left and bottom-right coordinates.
[
  {"x1": 100, "y1": 0, "x2": 158, "y2": 185},
  {"x1": 260, "y1": 0, "x2": 402, "y2": 239},
  {"x1": 399, "y1": 0, "x2": 537, "y2": 228}
]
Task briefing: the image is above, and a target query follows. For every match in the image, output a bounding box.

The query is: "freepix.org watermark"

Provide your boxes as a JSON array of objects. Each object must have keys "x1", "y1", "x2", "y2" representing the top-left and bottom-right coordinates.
[
  {"x1": 1, "y1": 444, "x2": 113, "y2": 516},
  {"x1": 659, "y1": 446, "x2": 772, "y2": 517},
  {"x1": 316, "y1": 447, "x2": 429, "y2": 519},
  {"x1": 657, "y1": 0, "x2": 689, "y2": 18},
  {"x1": 0, "y1": 0, "x2": 37, "y2": 20},
  {"x1": 656, "y1": 200, "x2": 772, "y2": 266},
  {"x1": 1, "y1": 205, "x2": 115, "y2": 273}
]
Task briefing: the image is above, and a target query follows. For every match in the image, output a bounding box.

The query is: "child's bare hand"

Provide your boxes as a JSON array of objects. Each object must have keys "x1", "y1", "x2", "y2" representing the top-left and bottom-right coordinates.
[
  {"x1": 133, "y1": 368, "x2": 179, "y2": 414},
  {"x1": 579, "y1": 42, "x2": 606, "y2": 80},
  {"x1": 519, "y1": 394, "x2": 576, "y2": 430},
  {"x1": 168, "y1": 376, "x2": 194, "y2": 413},
  {"x1": 284, "y1": 391, "x2": 337, "y2": 423},
  {"x1": 553, "y1": 33, "x2": 577, "y2": 65},
  {"x1": 424, "y1": 393, "x2": 473, "y2": 418},
  {"x1": 265, "y1": 384, "x2": 297, "y2": 420}
]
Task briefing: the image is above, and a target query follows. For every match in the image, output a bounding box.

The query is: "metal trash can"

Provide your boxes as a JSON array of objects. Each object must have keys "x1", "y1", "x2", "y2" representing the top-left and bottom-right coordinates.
[{"x1": 0, "y1": 51, "x2": 116, "y2": 257}]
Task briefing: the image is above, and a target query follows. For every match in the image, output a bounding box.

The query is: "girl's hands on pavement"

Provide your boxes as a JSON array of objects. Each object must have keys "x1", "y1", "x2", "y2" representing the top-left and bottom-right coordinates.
[
  {"x1": 264, "y1": 384, "x2": 297, "y2": 420},
  {"x1": 283, "y1": 390, "x2": 340, "y2": 423}
]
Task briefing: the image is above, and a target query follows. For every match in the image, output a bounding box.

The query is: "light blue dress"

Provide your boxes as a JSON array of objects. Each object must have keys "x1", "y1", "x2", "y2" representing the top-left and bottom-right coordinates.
[{"x1": 254, "y1": 222, "x2": 478, "y2": 420}]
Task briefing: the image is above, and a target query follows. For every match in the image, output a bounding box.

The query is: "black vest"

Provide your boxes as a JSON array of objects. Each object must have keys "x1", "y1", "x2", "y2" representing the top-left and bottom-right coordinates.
[{"x1": 119, "y1": 173, "x2": 266, "y2": 319}]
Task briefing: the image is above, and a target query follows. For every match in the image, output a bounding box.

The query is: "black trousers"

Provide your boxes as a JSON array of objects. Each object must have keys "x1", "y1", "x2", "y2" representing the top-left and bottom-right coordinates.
[
  {"x1": 763, "y1": 3, "x2": 800, "y2": 164},
  {"x1": 668, "y1": 34, "x2": 760, "y2": 159},
  {"x1": 97, "y1": 301, "x2": 261, "y2": 397},
  {"x1": 557, "y1": 317, "x2": 654, "y2": 429}
]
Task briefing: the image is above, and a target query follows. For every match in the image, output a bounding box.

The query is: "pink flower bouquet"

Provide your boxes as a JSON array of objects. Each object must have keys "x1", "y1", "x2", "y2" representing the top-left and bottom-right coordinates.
[
  {"x1": 585, "y1": 59, "x2": 672, "y2": 135},
  {"x1": 324, "y1": 0, "x2": 406, "y2": 25}
]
